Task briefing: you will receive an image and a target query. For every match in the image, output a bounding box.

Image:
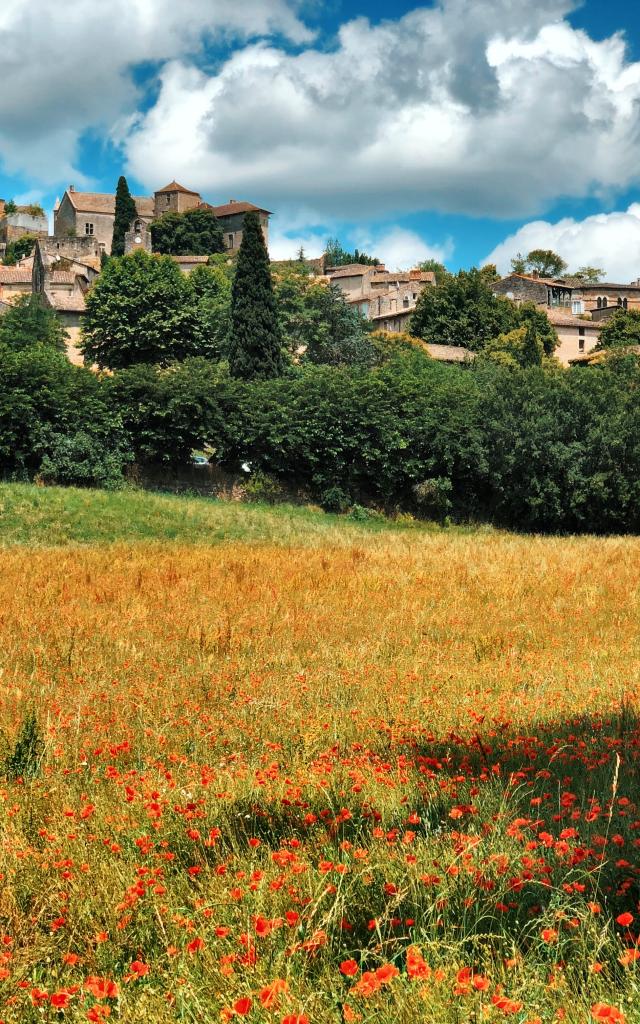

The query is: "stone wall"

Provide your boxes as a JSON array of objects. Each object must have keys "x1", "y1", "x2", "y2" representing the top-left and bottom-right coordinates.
[{"x1": 492, "y1": 274, "x2": 548, "y2": 304}]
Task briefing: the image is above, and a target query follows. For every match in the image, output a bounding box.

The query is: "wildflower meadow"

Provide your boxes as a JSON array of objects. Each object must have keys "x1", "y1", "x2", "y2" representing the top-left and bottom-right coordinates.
[{"x1": 0, "y1": 495, "x2": 639, "y2": 1022}]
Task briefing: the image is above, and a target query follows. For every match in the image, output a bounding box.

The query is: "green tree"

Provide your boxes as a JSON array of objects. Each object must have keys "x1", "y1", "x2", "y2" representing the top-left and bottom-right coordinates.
[
  {"x1": 3, "y1": 200, "x2": 17, "y2": 215},
  {"x1": 324, "y1": 237, "x2": 380, "y2": 267},
  {"x1": 150, "y1": 208, "x2": 225, "y2": 256},
  {"x1": 574, "y1": 266, "x2": 604, "y2": 283},
  {"x1": 81, "y1": 250, "x2": 198, "y2": 369},
  {"x1": 189, "y1": 263, "x2": 232, "y2": 361},
  {"x1": 510, "y1": 252, "x2": 527, "y2": 274},
  {"x1": 0, "y1": 294, "x2": 67, "y2": 352},
  {"x1": 228, "y1": 212, "x2": 285, "y2": 380},
  {"x1": 418, "y1": 259, "x2": 451, "y2": 285},
  {"x1": 3, "y1": 236, "x2": 36, "y2": 266},
  {"x1": 523, "y1": 249, "x2": 568, "y2": 278},
  {"x1": 517, "y1": 302, "x2": 558, "y2": 357},
  {"x1": 111, "y1": 176, "x2": 138, "y2": 258},
  {"x1": 596, "y1": 308, "x2": 640, "y2": 349},
  {"x1": 409, "y1": 267, "x2": 519, "y2": 351}
]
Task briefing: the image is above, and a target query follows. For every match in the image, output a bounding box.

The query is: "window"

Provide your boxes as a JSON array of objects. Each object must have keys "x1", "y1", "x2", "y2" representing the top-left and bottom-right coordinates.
[
  {"x1": 578, "y1": 327, "x2": 585, "y2": 352},
  {"x1": 166, "y1": 195, "x2": 171, "y2": 206},
  {"x1": 572, "y1": 300, "x2": 584, "y2": 314},
  {"x1": 227, "y1": 234, "x2": 234, "y2": 249},
  {"x1": 85, "y1": 223, "x2": 94, "y2": 235},
  {"x1": 619, "y1": 296, "x2": 629, "y2": 309}
]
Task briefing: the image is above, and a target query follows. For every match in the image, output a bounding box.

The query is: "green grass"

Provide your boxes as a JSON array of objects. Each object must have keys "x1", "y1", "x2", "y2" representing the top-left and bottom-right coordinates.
[{"x1": 0, "y1": 483, "x2": 437, "y2": 547}]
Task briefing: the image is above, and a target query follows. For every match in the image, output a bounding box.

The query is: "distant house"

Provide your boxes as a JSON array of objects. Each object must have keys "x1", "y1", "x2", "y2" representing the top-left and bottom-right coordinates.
[
  {"x1": 33, "y1": 237, "x2": 102, "y2": 365},
  {"x1": 54, "y1": 181, "x2": 271, "y2": 256},
  {"x1": 326, "y1": 265, "x2": 435, "y2": 332},
  {"x1": 0, "y1": 267, "x2": 33, "y2": 304},
  {"x1": 0, "y1": 200, "x2": 49, "y2": 258},
  {"x1": 545, "y1": 308, "x2": 601, "y2": 365}
]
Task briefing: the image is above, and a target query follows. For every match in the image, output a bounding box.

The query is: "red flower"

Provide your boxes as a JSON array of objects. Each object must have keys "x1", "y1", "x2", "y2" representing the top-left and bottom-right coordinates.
[
  {"x1": 592, "y1": 1004, "x2": 626, "y2": 1023},
  {"x1": 233, "y1": 997, "x2": 252, "y2": 1015},
  {"x1": 616, "y1": 912, "x2": 634, "y2": 927},
  {"x1": 340, "y1": 960, "x2": 359, "y2": 977}
]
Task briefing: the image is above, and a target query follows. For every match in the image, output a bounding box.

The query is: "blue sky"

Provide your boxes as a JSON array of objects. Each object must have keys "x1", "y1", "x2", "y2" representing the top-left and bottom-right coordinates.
[{"x1": 2, "y1": 0, "x2": 640, "y2": 277}]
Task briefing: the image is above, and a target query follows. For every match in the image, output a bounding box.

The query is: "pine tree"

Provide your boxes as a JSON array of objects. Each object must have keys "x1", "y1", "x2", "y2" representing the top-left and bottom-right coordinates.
[
  {"x1": 228, "y1": 211, "x2": 285, "y2": 380},
  {"x1": 111, "y1": 176, "x2": 138, "y2": 257}
]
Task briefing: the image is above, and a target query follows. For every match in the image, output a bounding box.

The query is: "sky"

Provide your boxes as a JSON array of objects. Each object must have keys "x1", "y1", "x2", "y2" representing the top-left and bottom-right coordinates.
[{"x1": 2, "y1": 0, "x2": 640, "y2": 277}]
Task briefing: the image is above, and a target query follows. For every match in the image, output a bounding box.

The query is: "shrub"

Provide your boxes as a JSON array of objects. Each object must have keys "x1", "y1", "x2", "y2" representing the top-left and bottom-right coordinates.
[{"x1": 5, "y1": 711, "x2": 44, "y2": 780}]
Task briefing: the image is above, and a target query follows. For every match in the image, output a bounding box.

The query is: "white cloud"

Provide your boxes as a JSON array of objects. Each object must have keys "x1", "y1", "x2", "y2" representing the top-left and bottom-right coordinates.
[
  {"x1": 354, "y1": 228, "x2": 453, "y2": 271},
  {"x1": 485, "y1": 205, "x2": 640, "y2": 282},
  {"x1": 0, "y1": 0, "x2": 311, "y2": 183},
  {"x1": 122, "y1": 0, "x2": 640, "y2": 223}
]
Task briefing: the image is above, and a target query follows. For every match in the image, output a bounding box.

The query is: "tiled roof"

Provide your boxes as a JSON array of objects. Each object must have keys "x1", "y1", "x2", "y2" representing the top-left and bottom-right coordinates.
[
  {"x1": 49, "y1": 272, "x2": 77, "y2": 285},
  {"x1": 208, "y1": 201, "x2": 271, "y2": 218},
  {"x1": 545, "y1": 308, "x2": 601, "y2": 328},
  {"x1": 425, "y1": 343, "x2": 476, "y2": 362},
  {"x1": 372, "y1": 271, "x2": 435, "y2": 284},
  {"x1": 170, "y1": 255, "x2": 210, "y2": 264},
  {"x1": 0, "y1": 268, "x2": 32, "y2": 284},
  {"x1": 65, "y1": 191, "x2": 154, "y2": 217},
  {"x1": 326, "y1": 264, "x2": 377, "y2": 280},
  {"x1": 156, "y1": 181, "x2": 201, "y2": 196},
  {"x1": 371, "y1": 307, "x2": 414, "y2": 322}
]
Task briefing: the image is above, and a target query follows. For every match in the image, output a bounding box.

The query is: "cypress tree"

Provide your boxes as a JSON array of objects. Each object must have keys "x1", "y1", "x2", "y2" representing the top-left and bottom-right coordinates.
[
  {"x1": 228, "y1": 211, "x2": 285, "y2": 379},
  {"x1": 111, "y1": 176, "x2": 138, "y2": 257}
]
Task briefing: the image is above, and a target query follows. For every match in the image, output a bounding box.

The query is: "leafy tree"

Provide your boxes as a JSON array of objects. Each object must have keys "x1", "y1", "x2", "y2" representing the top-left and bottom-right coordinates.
[
  {"x1": 81, "y1": 250, "x2": 198, "y2": 369},
  {"x1": 111, "y1": 176, "x2": 138, "y2": 257},
  {"x1": 479, "y1": 263, "x2": 500, "y2": 284},
  {"x1": 228, "y1": 212, "x2": 285, "y2": 380},
  {"x1": 324, "y1": 237, "x2": 381, "y2": 267},
  {"x1": 3, "y1": 236, "x2": 36, "y2": 266},
  {"x1": 150, "y1": 208, "x2": 225, "y2": 257},
  {"x1": 409, "y1": 268, "x2": 519, "y2": 351},
  {"x1": 3, "y1": 200, "x2": 17, "y2": 215},
  {"x1": 418, "y1": 259, "x2": 451, "y2": 285},
  {"x1": 524, "y1": 249, "x2": 568, "y2": 278},
  {"x1": 596, "y1": 308, "x2": 640, "y2": 349},
  {"x1": 575, "y1": 266, "x2": 604, "y2": 283},
  {"x1": 0, "y1": 294, "x2": 67, "y2": 352},
  {"x1": 510, "y1": 252, "x2": 527, "y2": 274},
  {"x1": 189, "y1": 263, "x2": 233, "y2": 360},
  {"x1": 517, "y1": 302, "x2": 558, "y2": 357},
  {"x1": 484, "y1": 326, "x2": 543, "y2": 368}
]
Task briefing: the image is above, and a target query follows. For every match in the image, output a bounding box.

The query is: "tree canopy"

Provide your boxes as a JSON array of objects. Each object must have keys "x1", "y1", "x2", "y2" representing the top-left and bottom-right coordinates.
[
  {"x1": 0, "y1": 294, "x2": 67, "y2": 352},
  {"x1": 228, "y1": 212, "x2": 285, "y2": 380},
  {"x1": 111, "y1": 176, "x2": 138, "y2": 258},
  {"x1": 410, "y1": 268, "x2": 519, "y2": 351},
  {"x1": 324, "y1": 237, "x2": 381, "y2": 268},
  {"x1": 596, "y1": 308, "x2": 640, "y2": 350},
  {"x1": 510, "y1": 249, "x2": 568, "y2": 278},
  {"x1": 3, "y1": 236, "x2": 36, "y2": 266},
  {"x1": 150, "y1": 208, "x2": 225, "y2": 257},
  {"x1": 81, "y1": 250, "x2": 199, "y2": 369}
]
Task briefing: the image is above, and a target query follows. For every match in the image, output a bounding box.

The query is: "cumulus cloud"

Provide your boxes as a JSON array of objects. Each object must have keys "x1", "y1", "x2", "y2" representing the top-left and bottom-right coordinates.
[
  {"x1": 269, "y1": 220, "x2": 452, "y2": 269},
  {"x1": 485, "y1": 205, "x2": 640, "y2": 282},
  {"x1": 123, "y1": 0, "x2": 640, "y2": 222},
  {"x1": 0, "y1": 0, "x2": 311, "y2": 183}
]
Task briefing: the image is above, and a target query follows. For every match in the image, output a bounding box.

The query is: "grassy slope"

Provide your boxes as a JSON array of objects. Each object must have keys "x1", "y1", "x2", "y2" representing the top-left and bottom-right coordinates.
[{"x1": 0, "y1": 483, "x2": 435, "y2": 547}]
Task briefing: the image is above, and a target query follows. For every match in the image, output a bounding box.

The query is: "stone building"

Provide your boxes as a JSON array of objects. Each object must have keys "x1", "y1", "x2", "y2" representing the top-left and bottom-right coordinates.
[
  {"x1": 326, "y1": 264, "x2": 435, "y2": 331},
  {"x1": 32, "y1": 237, "x2": 102, "y2": 364},
  {"x1": 54, "y1": 181, "x2": 271, "y2": 256},
  {"x1": 54, "y1": 188, "x2": 154, "y2": 255},
  {"x1": 0, "y1": 267, "x2": 33, "y2": 304},
  {"x1": 0, "y1": 200, "x2": 49, "y2": 257}
]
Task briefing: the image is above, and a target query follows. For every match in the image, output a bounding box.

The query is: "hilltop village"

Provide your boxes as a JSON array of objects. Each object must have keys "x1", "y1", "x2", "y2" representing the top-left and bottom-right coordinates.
[{"x1": 0, "y1": 178, "x2": 639, "y2": 368}]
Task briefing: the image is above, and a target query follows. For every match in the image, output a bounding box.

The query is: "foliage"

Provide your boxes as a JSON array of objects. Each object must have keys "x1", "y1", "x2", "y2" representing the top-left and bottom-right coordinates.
[
  {"x1": 575, "y1": 265, "x2": 604, "y2": 282},
  {"x1": 596, "y1": 308, "x2": 640, "y2": 349},
  {"x1": 111, "y1": 175, "x2": 138, "y2": 258},
  {"x1": 417, "y1": 258, "x2": 451, "y2": 285},
  {"x1": 3, "y1": 235, "x2": 36, "y2": 266},
  {"x1": 3, "y1": 199, "x2": 17, "y2": 215},
  {"x1": 188, "y1": 263, "x2": 233, "y2": 360},
  {"x1": 412, "y1": 476, "x2": 453, "y2": 520},
  {"x1": 409, "y1": 267, "x2": 519, "y2": 351},
  {"x1": 150, "y1": 208, "x2": 225, "y2": 257},
  {"x1": 4, "y1": 710, "x2": 43, "y2": 780},
  {"x1": 483, "y1": 325, "x2": 543, "y2": 368},
  {"x1": 276, "y1": 270, "x2": 376, "y2": 368},
  {"x1": 0, "y1": 344, "x2": 131, "y2": 484},
  {"x1": 228, "y1": 212, "x2": 285, "y2": 380},
  {"x1": 324, "y1": 237, "x2": 381, "y2": 267},
  {"x1": 510, "y1": 249, "x2": 568, "y2": 277},
  {"x1": 109, "y1": 358, "x2": 230, "y2": 466},
  {"x1": 0, "y1": 294, "x2": 67, "y2": 351},
  {"x1": 81, "y1": 250, "x2": 199, "y2": 369}
]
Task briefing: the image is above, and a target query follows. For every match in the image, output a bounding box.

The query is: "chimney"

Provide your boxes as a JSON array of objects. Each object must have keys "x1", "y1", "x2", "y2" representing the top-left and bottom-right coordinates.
[
  {"x1": 229, "y1": 199, "x2": 237, "y2": 204},
  {"x1": 68, "y1": 185, "x2": 75, "y2": 192},
  {"x1": 531, "y1": 270, "x2": 539, "y2": 279}
]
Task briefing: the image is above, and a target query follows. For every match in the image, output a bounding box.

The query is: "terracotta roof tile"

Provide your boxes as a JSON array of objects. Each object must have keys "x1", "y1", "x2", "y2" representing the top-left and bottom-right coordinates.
[
  {"x1": 44, "y1": 290, "x2": 86, "y2": 313},
  {"x1": 0, "y1": 268, "x2": 32, "y2": 284},
  {"x1": 66, "y1": 191, "x2": 154, "y2": 217},
  {"x1": 156, "y1": 181, "x2": 201, "y2": 196},
  {"x1": 208, "y1": 201, "x2": 271, "y2": 218}
]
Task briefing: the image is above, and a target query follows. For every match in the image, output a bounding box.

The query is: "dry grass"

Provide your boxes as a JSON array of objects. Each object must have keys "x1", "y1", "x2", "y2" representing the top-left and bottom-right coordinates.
[{"x1": 0, "y1": 520, "x2": 639, "y2": 1022}]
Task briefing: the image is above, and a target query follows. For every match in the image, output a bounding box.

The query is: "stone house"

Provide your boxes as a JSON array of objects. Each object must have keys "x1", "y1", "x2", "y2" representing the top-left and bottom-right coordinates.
[
  {"x1": 32, "y1": 237, "x2": 102, "y2": 364},
  {"x1": 0, "y1": 200, "x2": 49, "y2": 257},
  {"x1": 54, "y1": 187, "x2": 155, "y2": 255},
  {"x1": 545, "y1": 308, "x2": 602, "y2": 365},
  {"x1": 493, "y1": 272, "x2": 640, "y2": 315},
  {"x1": 54, "y1": 181, "x2": 271, "y2": 256},
  {"x1": 326, "y1": 265, "x2": 435, "y2": 331},
  {"x1": 0, "y1": 267, "x2": 33, "y2": 304}
]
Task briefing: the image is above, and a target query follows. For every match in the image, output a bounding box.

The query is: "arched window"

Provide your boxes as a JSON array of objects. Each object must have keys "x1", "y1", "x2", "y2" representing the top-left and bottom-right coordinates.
[
  {"x1": 597, "y1": 297, "x2": 602, "y2": 309},
  {"x1": 602, "y1": 296, "x2": 608, "y2": 308}
]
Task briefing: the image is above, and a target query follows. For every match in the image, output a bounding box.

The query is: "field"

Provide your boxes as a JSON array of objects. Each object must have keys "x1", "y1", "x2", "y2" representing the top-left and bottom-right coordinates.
[{"x1": 0, "y1": 486, "x2": 639, "y2": 1023}]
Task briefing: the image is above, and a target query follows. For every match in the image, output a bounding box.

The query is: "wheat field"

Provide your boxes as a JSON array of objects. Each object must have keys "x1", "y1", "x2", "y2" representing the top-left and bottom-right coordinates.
[{"x1": 0, "y1": 499, "x2": 639, "y2": 1022}]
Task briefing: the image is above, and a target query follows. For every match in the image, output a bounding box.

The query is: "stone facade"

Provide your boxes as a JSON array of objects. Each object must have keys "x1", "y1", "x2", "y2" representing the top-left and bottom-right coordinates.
[
  {"x1": 0, "y1": 201, "x2": 49, "y2": 256},
  {"x1": 326, "y1": 265, "x2": 435, "y2": 330},
  {"x1": 53, "y1": 183, "x2": 271, "y2": 256},
  {"x1": 33, "y1": 237, "x2": 100, "y2": 364},
  {"x1": 0, "y1": 267, "x2": 33, "y2": 304}
]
